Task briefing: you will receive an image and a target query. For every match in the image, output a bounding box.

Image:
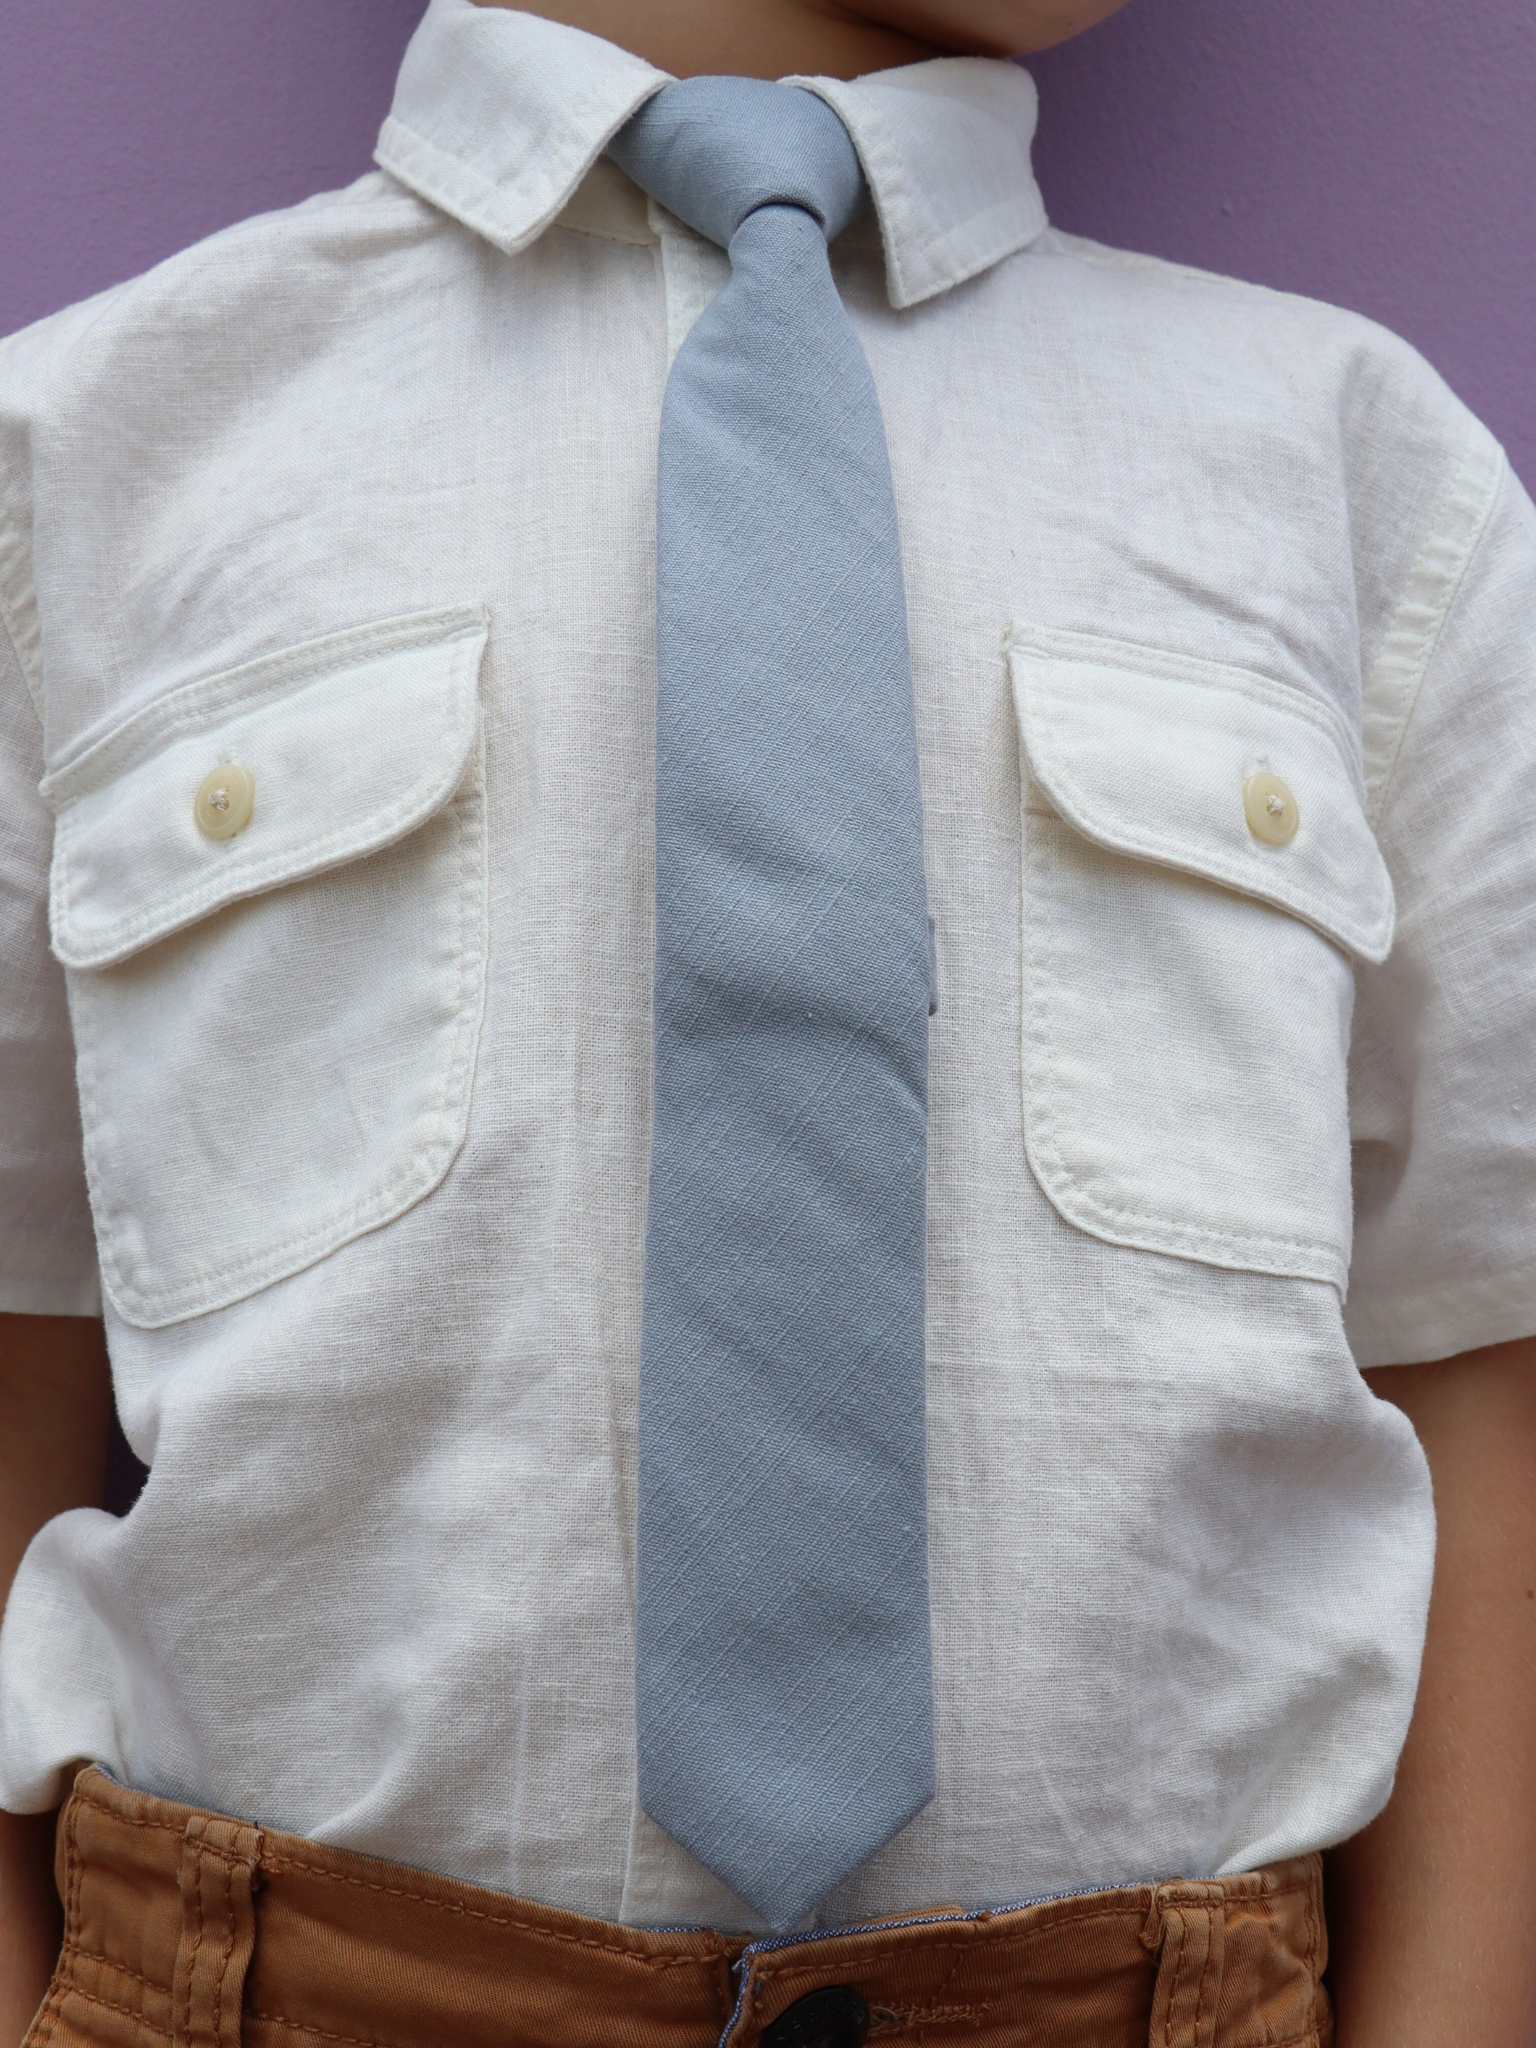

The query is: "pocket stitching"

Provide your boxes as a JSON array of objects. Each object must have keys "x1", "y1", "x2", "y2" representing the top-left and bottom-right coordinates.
[
  {"x1": 77, "y1": 752, "x2": 489, "y2": 1327},
  {"x1": 1020, "y1": 797, "x2": 1349, "y2": 1291},
  {"x1": 1011, "y1": 630, "x2": 1395, "y2": 966},
  {"x1": 1005, "y1": 623, "x2": 1362, "y2": 779},
  {"x1": 1024, "y1": 696, "x2": 1394, "y2": 963},
  {"x1": 40, "y1": 604, "x2": 487, "y2": 801},
  {"x1": 49, "y1": 629, "x2": 483, "y2": 970}
]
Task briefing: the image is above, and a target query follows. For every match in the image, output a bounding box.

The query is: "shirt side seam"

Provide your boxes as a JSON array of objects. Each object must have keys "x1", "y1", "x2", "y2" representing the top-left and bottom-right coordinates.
[
  {"x1": 0, "y1": 499, "x2": 44, "y2": 727},
  {"x1": 1360, "y1": 427, "x2": 1507, "y2": 829}
]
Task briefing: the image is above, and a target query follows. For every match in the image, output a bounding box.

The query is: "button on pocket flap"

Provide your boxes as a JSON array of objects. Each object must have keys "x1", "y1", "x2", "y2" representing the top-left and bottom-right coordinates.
[
  {"x1": 1007, "y1": 624, "x2": 1395, "y2": 964},
  {"x1": 43, "y1": 605, "x2": 489, "y2": 970}
]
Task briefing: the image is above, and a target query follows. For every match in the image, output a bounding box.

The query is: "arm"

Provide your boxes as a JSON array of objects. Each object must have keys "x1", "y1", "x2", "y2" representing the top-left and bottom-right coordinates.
[
  {"x1": 1325, "y1": 1333, "x2": 1536, "y2": 2048},
  {"x1": 0, "y1": 1314, "x2": 110, "y2": 2047}
]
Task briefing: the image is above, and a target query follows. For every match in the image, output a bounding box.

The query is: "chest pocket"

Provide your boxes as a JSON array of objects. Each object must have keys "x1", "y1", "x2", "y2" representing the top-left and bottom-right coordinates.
[
  {"x1": 42, "y1": 606, "x2": 490, "y2": 1328},
  {"x1": 1009, "y1": 623, "x2": 1394, "y2": 1292}
]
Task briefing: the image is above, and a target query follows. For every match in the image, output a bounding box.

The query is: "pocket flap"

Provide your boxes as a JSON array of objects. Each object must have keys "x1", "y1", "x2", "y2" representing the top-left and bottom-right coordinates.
[
  {"x1": 1007, "y1": 624, "x2": 1395, "y2": 964},
  {"x1": 42, "y1": 606, "x2": 489, "y2": 970}
]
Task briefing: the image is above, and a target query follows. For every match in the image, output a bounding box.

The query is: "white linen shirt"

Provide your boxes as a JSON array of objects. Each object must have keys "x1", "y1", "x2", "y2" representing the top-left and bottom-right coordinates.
[{"x1": 2, "y1": 0, "x2": 1535, "y2": 1932}]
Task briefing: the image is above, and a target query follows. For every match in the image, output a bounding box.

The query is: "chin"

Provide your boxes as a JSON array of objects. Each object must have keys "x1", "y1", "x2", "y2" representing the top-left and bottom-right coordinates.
[{"x1": 844, "y1": 0, "x2": 1132, "y2": 59}]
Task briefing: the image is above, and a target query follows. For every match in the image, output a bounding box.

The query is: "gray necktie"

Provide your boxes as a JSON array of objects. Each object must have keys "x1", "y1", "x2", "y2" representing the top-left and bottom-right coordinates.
[{"x1": 609, "y1": 77, "x2": 935, "y2": 1930}]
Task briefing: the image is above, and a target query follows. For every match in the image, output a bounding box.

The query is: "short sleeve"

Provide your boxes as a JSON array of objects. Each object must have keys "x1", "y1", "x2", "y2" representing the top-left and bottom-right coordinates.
[
  {"x1": 1347, "y1": 452, "x2": 1536, "y2": 1366},
  {"x1": 0, "y1": 596, "x2": 100, "y2": 1316}
]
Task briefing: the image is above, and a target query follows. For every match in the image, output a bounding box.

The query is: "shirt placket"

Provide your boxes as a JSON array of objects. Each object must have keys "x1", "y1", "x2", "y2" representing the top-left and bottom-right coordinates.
[{"x1": 648, "y1": 198, "x2": 731, "y2": 365}]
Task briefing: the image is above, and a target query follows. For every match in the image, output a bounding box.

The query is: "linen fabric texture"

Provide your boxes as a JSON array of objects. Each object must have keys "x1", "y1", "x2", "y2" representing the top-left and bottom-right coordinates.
[
  {"x1": 611, "y1": 80, "x2": 935, "y2": 1925},
  {"x1": 1, "y1": 0, "x2": 1535, "y2": 1935}
]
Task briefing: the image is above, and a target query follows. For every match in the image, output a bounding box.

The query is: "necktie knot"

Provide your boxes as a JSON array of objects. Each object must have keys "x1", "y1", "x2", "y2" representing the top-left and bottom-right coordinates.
[{"x1": 608, "y1": 76, "x2": 866, "y2": 252}]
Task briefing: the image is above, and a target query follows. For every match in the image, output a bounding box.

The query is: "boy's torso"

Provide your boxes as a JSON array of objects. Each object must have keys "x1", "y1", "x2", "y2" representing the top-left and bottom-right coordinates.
[{"x1": 2, "y1": 0, "x2": 1520, "y2": 1931}]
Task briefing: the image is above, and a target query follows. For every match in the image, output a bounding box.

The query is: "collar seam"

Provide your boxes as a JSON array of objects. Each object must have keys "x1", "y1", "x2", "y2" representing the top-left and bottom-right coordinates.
[
  {"x1": 902, "y1": 192, "x2": 1049, "y2": 302},
  {"x1": 848, "y1": 106, "x2": 931, "y2": 311},
  {"x1": 788, "y1": 68, "x2": 1046, "y2": 310},
  {"x1": 378, "y1": 67, "x2": 666, "y2": 256},
  {"x1": 787, "y1": 79, "x2": 934, "y2": 310}
]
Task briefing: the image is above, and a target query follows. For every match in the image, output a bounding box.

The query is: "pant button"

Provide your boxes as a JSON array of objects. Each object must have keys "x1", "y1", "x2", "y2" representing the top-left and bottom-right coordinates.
[{"x1": 759, "y1": 1985, "x2": 869, "y2": 2048}]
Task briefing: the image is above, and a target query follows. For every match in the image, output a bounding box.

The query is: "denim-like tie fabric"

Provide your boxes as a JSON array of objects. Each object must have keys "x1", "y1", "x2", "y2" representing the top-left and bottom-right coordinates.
[{"x1": 609, "y1": 78, "x2": 935, "y2": 1930}]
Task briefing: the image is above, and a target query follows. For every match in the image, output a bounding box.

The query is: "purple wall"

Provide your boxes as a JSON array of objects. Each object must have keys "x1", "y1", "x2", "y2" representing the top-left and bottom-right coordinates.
[
  {"x1": 1029, "y1": 3, "x2": 1536, "y2": 488},
  {"x1": 2, "y1": 1, "x2": 1533, "y2": 484}
]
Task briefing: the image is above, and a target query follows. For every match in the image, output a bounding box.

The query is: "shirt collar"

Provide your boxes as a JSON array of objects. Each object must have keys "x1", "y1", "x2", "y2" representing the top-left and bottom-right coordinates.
[{"x1": 375, "y1": 0, "x2": 1048, "y2": 310}]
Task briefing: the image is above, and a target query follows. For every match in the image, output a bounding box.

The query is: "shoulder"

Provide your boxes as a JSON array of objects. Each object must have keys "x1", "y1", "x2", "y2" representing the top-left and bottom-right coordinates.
[
  {"x1": 1017, "y1": 229, "x2": 1511, "y2": 755},
  {"x1": 1027, "y1": 225, "x2": 1496, "y2": 471},
  {"x1": 0, "y1": 172, "x2": 454, "y2": 735},
  {"x1": 0, "y1": 172, "x2": 443, "y2": 430}
]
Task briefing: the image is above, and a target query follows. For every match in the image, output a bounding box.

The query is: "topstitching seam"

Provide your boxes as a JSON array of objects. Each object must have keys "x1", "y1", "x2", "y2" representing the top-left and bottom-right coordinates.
[
  {"x1": 41, "y1": 606, "x2": 486, "y2": 798},
  {"x1": 0, "y1": 549, "x2": 43, "y2": 727},
  {"x1": 1161, "y1": 1907, "x2": 1185, "y2": 2048},
  {"x1": 180, "y1": 1826, "x2": 204, "y2": 2048},
  {"x1": 1363, "y1": 435, "x2": 1507, "y2": 828},
  {"x1": 210, "y1": 1849, "x2": 238, "y2": 2048},
  {"x1": 1007, "y1": 624, "x2": 1363, "y2": 770},
  {"x1": 1024, "y1": 727, "x2": 1390, "y2": 958},
  {"x1": 1192, "y1": 1902, "x2": 1214, "y2": 2048},
  {"x1": 52, "y1": 1979, "x2": 174, "y2": 2044},
  {"x1": 750, "y1": 1899, "x2": 1148, "y2": 1987},
  {"x1": 50, "y1": 1946, "x2": 169, "y2": 1999},
  {"x1": 56, "y1": 1982, "x2": 173, "y2": 2048},
  {"x1": 254, "y1": 1852, "x2": 733, "y2": 1972},
  {"x1": 80, "y1": 746, "x2": 487, "y2": 1324},
  {"x1": 53, "y1": 675, "x2": 474, "y2": 966},
  {"x1": 0, "y1": 485, "x2": 45, "y2": 723}
]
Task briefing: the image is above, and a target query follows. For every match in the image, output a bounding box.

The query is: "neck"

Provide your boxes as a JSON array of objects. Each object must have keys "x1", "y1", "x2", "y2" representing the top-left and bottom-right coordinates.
[{"x1": 479, "y1": 0, "x2": 946, "y2": 80}]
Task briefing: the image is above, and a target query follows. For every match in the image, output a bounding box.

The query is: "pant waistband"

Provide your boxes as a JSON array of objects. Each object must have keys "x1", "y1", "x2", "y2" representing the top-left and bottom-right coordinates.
[{"x1": 31, "y1": 1767, "x2": 1332, "y2": 2048}]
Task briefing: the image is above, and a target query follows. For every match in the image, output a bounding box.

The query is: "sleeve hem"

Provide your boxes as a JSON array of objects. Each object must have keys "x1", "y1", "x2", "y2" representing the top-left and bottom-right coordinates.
[
  {"x1": 1360, "y1": 423, "x2": 1505, "y2": 830},
  {"x1": 1345, "y1": 1257, "x2": 1536, "y2": 1367},
  {"x1": 0, "y1": 1269, "x2": 102, "y2": 1318}
]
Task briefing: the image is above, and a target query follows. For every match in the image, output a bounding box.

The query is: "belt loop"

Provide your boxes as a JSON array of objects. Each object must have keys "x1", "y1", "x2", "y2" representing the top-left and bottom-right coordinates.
[
  {"x1": 1144, "y1": 1880, "x2": 1226, "y2": 2048},
  {"x1": 172, "y1": 1812, "x2": 264, "y2": 2048}
]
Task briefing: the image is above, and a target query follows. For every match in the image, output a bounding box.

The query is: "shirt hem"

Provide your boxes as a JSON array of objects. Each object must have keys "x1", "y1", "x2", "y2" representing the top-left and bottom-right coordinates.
[
  {"x1": 0, "y1": 1268, "x2": 103, "y2": 1318},
  {"x1": 1345, "y1": 1261, "x2": 1536, "y2": 1367}
]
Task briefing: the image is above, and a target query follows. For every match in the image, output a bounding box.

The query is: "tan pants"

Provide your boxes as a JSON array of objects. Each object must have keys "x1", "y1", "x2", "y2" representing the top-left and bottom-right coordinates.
[{"x1": 27, "y1": 1768, "x2": 1332, "y2": 2048}]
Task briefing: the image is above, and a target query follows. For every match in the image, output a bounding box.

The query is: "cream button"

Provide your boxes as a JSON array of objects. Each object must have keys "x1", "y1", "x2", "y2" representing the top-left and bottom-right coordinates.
[
  {"x1": 194, "y1": 763, "x2": 256, "y2": 841},
  {"x1": 1243, "y1": 770, "x2": 1298, "y2": 846}
]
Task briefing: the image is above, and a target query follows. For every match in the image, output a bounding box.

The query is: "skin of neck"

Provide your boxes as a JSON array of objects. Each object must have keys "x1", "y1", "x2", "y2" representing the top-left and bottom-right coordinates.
[{"x1": 483, "y1": 0, "x2": 1132, "y2": 79}]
